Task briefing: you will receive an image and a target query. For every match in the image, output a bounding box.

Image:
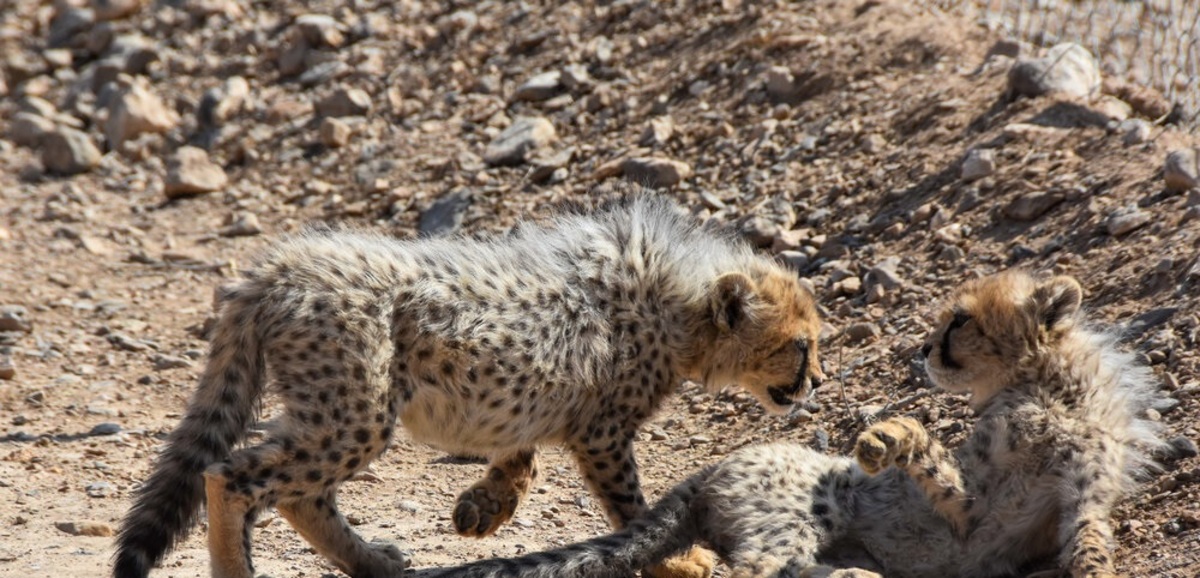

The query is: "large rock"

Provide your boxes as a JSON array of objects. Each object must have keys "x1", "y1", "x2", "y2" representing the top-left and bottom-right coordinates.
[
  {"x1": 165, "y1": 146, "x2": 227, "y2": 197},
  {"x1": 1164, "y1": 149, "x2": 1199, "y2": 193},
  {"x1": 484, "y1": 116, "x2": 556, "y2": 166},
  {"x1": 42, "y1": 127, "x2": 102, "y2": 175},
  {"x1": 1008, "y1": 43, "x2": 1101, "y2": 99},
  {"x1": 106, "y1": 81, "x2": 177, "y2": 149}
]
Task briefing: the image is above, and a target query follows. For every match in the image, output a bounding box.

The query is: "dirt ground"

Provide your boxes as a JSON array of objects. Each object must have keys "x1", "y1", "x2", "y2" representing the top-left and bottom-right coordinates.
[{"x1": 1, "y1": 0, "x2": 1198, "y2": 576}]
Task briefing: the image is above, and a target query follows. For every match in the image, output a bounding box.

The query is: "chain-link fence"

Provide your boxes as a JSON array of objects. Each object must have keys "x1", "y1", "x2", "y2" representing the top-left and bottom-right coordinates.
[{"x1": 921, "y1": 0, "x2": 1200, "y2": 131}]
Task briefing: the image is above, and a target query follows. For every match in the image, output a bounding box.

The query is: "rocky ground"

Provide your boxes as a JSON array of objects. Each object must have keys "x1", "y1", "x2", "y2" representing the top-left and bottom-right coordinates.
[{"x1": 1, "y1": 0, "x2": 1199, "y2": 576}]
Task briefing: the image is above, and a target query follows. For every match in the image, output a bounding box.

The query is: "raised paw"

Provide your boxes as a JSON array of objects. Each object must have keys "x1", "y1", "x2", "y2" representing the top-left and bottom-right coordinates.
[
  {"x1": 453, "y1": 482, "x2": 523, "y2": 537},
  {"x1": 854, "y1": 417, "x2": 928, "y2": 475},
  {"x1": 645, "y1": 546, "x2": 715, "y2": 578}
]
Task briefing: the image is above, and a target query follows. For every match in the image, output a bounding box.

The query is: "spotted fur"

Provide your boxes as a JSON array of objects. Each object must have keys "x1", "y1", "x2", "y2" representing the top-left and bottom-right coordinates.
[
  {"x1": 111, "y1": 195, "x2": 825, "y2": 578},
  {"x1": 425, "y1": 271, "x2": 1165, "y2": 578}
]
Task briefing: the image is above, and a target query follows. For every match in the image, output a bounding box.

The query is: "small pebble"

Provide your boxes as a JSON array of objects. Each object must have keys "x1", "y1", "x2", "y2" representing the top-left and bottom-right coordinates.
[
  {"x1": 316, "y1": 88, "x2": 371, "y2": 118},
  {"x1": 85, "y1": 481, "x2": 113, "y2": 498},
  {"x1": 89, "y1": 422, "x2": 122, "y2": 436},
  {"x1": 620, "y1": 157, "x2": 692, "y2": 188},
  {"x1": 961, "y1": 149, "x2": 995, "y2": 181},
  {"x1": 319, "y1": 117, "x2": 352, "y2": 148},
  {"x1": 152, "y1": 354, "x2": 193, "y2": 371},
  {"x1": 845, "y1": 322, "x2": 882, "y2": 343},
  {"x1": 484, "y1": 116, "x2": 556, "y2": 166},
  {"x1": 1164, "y1": 148, "x2": 1199, "y2": 193},
  {"x1": 55, "y1": 521, "x2": 115, "y2": 537}
]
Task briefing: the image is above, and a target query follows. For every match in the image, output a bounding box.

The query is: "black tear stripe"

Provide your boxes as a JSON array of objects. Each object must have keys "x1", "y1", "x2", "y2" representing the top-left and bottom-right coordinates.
[{"x1": 941, "y1": 324, "x2": 963, "y2": 370}]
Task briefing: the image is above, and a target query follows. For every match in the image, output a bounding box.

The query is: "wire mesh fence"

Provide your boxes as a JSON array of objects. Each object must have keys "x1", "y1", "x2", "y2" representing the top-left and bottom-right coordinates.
[{"x1": 920, "y1": 0, "x2": 1200, "y2": 131}]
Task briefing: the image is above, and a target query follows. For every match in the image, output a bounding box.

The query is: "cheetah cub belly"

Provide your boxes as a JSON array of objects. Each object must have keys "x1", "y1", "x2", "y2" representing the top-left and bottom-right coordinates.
[
  {"x1": 426, "y1": 271, "x2": 1165, "y2": 578},
  {"x1": 111, "y1": 195, "x2": 826, "y2": 578}
]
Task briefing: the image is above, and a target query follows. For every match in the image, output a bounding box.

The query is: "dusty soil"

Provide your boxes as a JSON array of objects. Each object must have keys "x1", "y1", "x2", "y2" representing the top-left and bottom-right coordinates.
[{"x1": 1, "y1": 0, "x2": 1198, "y2": 577}]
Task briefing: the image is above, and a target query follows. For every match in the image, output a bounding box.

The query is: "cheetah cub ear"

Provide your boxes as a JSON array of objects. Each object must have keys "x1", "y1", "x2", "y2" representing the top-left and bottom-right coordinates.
[
  {"x1": 710, "y1": 272, "x2": 757, "y2": 334},
  {"x1": 1029, "y1": 275, "x2": 1083, "y2": 334}
]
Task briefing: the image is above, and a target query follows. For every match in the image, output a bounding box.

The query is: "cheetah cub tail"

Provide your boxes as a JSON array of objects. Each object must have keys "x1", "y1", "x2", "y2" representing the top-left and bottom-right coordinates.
[
  {"x1": 113, "y1": 287, "x2": 267, "y2": 578},
  {"x1": 422, "y1": 470, "x2": 712, "y2": 578}
]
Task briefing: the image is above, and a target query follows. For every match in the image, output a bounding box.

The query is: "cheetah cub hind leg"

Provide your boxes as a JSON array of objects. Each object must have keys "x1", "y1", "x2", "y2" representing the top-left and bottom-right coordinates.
[{"x1": 453, "y1": 450, "x2": 538, "y2": 537}]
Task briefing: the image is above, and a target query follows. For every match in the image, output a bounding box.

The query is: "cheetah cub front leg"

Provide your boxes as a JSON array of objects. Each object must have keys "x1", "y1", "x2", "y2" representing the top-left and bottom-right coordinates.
[
  {"x1": 854, "y1": 417, "x2": 973, "y2": 537},
  {"x1": 453, "y1": 450, "x2": 538, "y2": 537}
]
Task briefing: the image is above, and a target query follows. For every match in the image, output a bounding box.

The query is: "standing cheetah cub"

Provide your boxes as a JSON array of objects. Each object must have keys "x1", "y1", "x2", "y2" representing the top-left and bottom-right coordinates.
[
  {"x1": 426, "y1": 271, "x2": 1165, "y2": 578},
  {"x1": 112, "y1": 195, "x2": 826, "y2": 578}
]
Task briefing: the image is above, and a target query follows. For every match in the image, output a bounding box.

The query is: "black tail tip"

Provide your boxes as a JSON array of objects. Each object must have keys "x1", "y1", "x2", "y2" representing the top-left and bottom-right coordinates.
[{"x1": 112, "y1": 550, "x2": 152, "y2": 578}]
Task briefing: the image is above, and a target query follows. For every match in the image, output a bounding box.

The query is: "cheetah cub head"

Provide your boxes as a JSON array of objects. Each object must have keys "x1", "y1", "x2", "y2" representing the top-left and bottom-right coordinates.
[
  {"x1": 922, "y1": 270, "x2": 1083, "y2": 404},
  {"x1": 701, "y1": 267, "x2": 826, "y2": 414}
]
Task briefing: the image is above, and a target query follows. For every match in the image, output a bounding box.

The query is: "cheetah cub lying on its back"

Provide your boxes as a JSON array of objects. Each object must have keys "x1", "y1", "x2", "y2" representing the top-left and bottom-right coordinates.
[
  {"x1": 113, "y1": 195, "x2": 826, "y2": 578},
  {"x1": 426, "y1": 271, "x2": 1166, "y2": 578}
]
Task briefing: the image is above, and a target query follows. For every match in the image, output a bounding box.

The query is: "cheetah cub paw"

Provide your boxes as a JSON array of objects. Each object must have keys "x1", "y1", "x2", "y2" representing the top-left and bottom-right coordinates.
[
  {"x1": 645, "y1": 546, "x2": 715, "y2": 578},
  {"x1": 351, "y1": 541, "x2": 409, "y2": 578},
  {"x1": 854, "y1": 417, "x2": 930, "y2": 475},
  {"x1": 453, "y1": 479, "x2": 523, "y2": 537}
]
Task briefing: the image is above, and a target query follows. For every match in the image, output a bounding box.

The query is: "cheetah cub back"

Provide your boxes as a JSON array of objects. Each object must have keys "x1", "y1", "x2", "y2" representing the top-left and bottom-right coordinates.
[
  {"x1": 112, "y1": 195, "x2": 826, "y2": 578},
  {"x1": 422, "y1": 271, "x2": 1166, "y2": 578}
]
